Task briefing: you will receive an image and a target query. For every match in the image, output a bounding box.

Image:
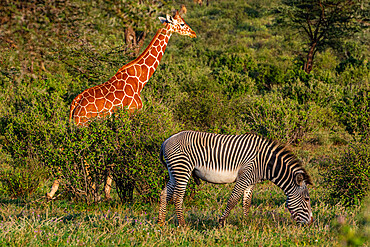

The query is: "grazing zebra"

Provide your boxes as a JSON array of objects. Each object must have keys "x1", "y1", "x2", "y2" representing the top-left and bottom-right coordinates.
[{"x1": 158, "y1": 131, "x2": 313, "y2": 227}]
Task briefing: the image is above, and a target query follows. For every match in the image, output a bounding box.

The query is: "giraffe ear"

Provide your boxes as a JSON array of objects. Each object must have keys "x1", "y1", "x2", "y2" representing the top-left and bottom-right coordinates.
[
  {"x1": 166, "y1": 14, "x2": 174, "y2": 23},
  {"x1": 158, "y1": 17, "x2": 167, "y2": 24}
]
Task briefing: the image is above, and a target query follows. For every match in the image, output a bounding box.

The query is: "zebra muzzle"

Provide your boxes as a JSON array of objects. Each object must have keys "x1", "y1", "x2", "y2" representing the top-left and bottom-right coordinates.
[{"x1": 308, "y1": 216, "x2": 314, "y2": 226}]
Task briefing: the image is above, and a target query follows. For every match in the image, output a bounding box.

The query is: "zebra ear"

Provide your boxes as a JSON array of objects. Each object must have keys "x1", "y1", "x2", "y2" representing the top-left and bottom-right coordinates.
[{"x1": 295, "y1": 172, "x2": 305, "y2": 187}]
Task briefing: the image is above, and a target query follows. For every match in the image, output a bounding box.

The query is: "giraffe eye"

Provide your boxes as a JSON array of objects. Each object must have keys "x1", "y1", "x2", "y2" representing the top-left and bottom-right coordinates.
[{"x1": 180, "y1": 23, "x2": 185, "y2": 27}]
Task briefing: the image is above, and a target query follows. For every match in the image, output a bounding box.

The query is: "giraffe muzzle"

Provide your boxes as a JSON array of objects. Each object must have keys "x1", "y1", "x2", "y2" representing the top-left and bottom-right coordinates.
[{"x1": 189, "y1": 31, "x2": 197, "y2": 38}]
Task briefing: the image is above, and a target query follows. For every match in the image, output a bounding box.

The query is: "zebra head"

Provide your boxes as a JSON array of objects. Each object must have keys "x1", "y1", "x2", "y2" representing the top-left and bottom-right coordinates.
[{"x1": 286, "y1": 171, "x2": 313, "y2": 225}]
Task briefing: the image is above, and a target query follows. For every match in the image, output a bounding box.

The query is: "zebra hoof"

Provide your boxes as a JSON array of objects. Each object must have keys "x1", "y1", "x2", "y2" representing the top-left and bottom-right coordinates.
[
  {"x1": 218, "y1": 218, "x2": 226, "y2": 227},
  {"x1": 178, "y1": 221, "x2": 186, "y2": 227}
]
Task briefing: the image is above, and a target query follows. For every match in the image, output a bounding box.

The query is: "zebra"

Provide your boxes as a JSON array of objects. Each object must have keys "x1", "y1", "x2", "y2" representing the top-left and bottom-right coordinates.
[{"x1": 158, "y1": 130, "x2": 313, "y2": 227}]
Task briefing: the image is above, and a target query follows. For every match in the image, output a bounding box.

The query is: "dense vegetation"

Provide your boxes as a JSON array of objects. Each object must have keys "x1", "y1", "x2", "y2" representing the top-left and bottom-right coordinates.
[{"x1": 0, "y1": 0, "x2": 369, "y2": 245}]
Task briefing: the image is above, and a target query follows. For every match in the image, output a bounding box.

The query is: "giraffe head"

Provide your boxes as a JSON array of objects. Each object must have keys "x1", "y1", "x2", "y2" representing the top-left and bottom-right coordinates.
[{"x1": 159, "y1": 11, "x2": 196, "y2": 38}]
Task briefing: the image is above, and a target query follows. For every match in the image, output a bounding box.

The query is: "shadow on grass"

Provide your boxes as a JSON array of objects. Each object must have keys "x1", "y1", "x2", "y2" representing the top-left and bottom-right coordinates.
[{"x1": 0, "y1": 197, "x2": 29, "y2": 205}]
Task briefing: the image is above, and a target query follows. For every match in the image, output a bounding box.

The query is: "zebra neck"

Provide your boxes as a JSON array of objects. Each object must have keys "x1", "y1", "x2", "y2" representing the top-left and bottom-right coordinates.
[{"x1": 265, "y1": 144, "x2": 296, "y2": 194}]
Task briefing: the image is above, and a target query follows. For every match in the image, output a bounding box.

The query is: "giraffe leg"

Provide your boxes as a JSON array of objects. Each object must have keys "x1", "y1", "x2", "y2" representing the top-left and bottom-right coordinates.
[
  {"x1": 46, "y1": 179, "x2": 60, "y2": 200},
  {"x1": 84, "y1": 163, "x2": 94, "y2": 191},
  {"x1": 104, "y1": 173, "x2": 113, "y2": 200},
  {"x1": 242, "y1": 185, "x2": 255, "y2": 217},
  {"x1": 84, "y1": 162, "x2": 101, "y2": 202},
  {"x1": 219, "y1": 173, "x2": 253, "y2": 227},
  {"x1": 158, "y1": 181, "x2": 175, "y2": 226}
]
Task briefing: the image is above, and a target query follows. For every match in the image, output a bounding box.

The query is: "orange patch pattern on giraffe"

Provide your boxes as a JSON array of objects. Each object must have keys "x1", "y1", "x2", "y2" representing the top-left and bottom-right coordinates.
[{"x1": 70, "y1": 11, "x2": 196, "y2": 126}]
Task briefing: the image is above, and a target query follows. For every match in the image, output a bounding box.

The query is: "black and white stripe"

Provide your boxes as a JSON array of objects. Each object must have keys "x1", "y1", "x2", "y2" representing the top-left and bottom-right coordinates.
[{"x1": 158, "y1": 131, "x2": 313, "y2": 226}]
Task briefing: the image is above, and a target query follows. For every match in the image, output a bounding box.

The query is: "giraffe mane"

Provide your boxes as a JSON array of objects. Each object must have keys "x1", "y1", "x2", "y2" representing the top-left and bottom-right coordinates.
[{"x1": 117, "y1": 28, "x2": 167, "y2": 73}]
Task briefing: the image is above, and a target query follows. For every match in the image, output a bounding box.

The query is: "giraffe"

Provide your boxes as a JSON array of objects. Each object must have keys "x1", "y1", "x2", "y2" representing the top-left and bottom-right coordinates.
[
  {"x1": 180, "y1": 4, "x2": 187, "y2": 16},
  {"x1": 46, "y1": 11, "x2": 197, "y2": 200},
  {"x1": 70, "y1": 11, "x2": 196, "y2": 126}
]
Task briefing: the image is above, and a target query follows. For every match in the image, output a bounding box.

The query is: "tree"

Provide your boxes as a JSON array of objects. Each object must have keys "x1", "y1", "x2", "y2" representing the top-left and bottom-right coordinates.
[{"x1": 280, "y1": 0, "x2": 369, "y2": 74}]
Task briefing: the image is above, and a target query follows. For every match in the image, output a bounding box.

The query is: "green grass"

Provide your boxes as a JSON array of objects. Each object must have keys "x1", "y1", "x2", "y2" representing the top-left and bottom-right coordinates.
[{"x1": 0, "y1": 182, "x2": 368, "y2": 246}]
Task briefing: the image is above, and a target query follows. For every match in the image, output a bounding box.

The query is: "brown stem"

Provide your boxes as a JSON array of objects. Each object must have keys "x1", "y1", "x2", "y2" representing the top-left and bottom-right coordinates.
[{"x1": 304, "y1": 42, "x2": 317, "y2": 74}]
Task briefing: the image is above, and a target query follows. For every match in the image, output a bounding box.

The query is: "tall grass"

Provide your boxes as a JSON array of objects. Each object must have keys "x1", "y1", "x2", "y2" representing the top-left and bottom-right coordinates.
[{"x1": 0, "y1": 182, "x2": 368, "y2": 246}]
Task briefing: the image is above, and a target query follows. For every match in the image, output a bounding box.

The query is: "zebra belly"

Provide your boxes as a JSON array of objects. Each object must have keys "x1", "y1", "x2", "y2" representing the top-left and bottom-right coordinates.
[{"x1": 194, "y1": 167, "x2": 238, "y2": 184}]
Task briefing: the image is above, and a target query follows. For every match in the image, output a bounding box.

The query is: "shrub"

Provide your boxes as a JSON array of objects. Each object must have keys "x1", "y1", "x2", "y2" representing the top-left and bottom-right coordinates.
[
  {"x1": 322, "y1": 141, "x2": 369, "y2": 206},
  {"x1": 107, "y1": 104, "x2": 186, "y2": 203},
  {"x1": 212, "y1": 66, "x2": 255, "y2": 97},
  {"x1": 0, "y1": 89, "x2": 67, "y2": 198},
  {"x1": 38, "y1": 103, "x2": 186, "y2": 204},
  {"x1": 174, "y1": 91, "x2": 227, "y2": 131},
  {"x1": 41, "y1": 120, "x2": 113, "y2": 203},
  {"x1": 238, "y1": 92, "x2": 330, "y2": 144},
  {"x1": 249, "y1": 63, "x2": 285, "y2": 92},
  {"x1": 1, "y1": 96, "x2": 190, "y2": 203},
  {"x1": 333, "y1": 89, "x2": 370, "y2": 140},
  {"x1": 0, "y1": 164, "x2": 47, "y2": 199}
]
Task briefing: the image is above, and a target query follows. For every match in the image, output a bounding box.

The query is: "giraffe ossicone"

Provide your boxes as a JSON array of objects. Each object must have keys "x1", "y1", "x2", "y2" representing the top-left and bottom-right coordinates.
[
  {"x1": 70, "y1": 11, "x2": 196, "y2": 126},
  {"x1": 46, "y1": 11, "x2": 196, "y2": 201}
]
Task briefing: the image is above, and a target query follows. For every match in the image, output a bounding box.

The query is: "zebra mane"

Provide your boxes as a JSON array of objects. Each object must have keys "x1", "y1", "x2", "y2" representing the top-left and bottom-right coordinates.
[{"x1": 268, "y1": 138, "x2": 313, "y2": 186}]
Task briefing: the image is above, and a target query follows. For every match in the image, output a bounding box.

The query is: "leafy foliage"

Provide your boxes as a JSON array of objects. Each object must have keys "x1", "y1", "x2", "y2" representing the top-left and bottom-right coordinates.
[
  {"x1": 1, "y1": 100, "x2": 185, "y2": 203},
  {"x1": 0, "y1": 0, "x2": 369, "y2": 209},
  {"x1": 333, "y1": 89, "x2": 370, "y2": 140},
  {"x1": 322, "y1": 141, "x2": 370, "y2": 206},
  {"x1": 278, "y1": 0, "x2": 369, "y2": 73}
]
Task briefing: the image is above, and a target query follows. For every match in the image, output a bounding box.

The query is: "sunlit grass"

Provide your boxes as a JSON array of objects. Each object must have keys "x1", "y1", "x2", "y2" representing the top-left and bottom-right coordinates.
[{"x1": 0, "y1": 182, "x2": 366, "y2": 246}]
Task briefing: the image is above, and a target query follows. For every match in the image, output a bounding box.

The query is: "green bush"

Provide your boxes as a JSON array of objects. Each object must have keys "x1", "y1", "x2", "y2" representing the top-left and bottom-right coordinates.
[
  {"x1": 322, "y1": 141, "x2": 370, "y2": 206},
  {"x1": 0, "y1": 88, "x2": 67, "y2": 198},
  {"x1": 249, "y1": 63, "x2": 285, "y2": 92},
  {"x1": 238, "y1": 92, "x2": 330, "y2": 143},
  {"x1": 105, "y1": 104, "x2": 186, "y2": 203},
  {"x1": 174, "y1": 91, "x2": 228, "y2": 131},
  {"x1": 333, "y1": 89, "x2": 370, "y2": 140},
  {"x1": 0, "y1": 164, "x2": 47, "y2": 199},
  {"x1": 1, "y1": 96, "x2": 189, "y2": 203},
  {"x1": 38, "y1": 103, "x2": 186, "y2": 203}
]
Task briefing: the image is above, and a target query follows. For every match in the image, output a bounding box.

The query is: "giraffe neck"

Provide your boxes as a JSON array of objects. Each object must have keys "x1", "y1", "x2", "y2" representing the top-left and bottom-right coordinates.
[{"x1": 117, "y1": 27, "x2": 172, "y2": 91}]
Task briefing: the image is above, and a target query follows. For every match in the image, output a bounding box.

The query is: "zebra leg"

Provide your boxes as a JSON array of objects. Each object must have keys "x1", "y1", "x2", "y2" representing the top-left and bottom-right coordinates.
[
  {"x1": 242, "y1": 185, "x2": 254, "y2": 217},
  {"x1": 158, "y1": 181, "x2": 175, "y2": 226},
  {"x1": 46, "y1": 179, "x2": 60, "y2": 200},
  {"x1": 172, "y1": 186, "x2": 187, "y2": 226},
  {"x1": 172, "y1": 174, "x2": 191, "y2": 227},
  {"x1": 219, "y1": 175, "x2": 252, "y2": 227}
]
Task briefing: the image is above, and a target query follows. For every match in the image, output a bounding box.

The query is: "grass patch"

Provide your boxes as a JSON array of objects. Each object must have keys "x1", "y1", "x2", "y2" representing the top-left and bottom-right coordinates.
[{"x1": 0, "y1": 182, "x2": 367, "y2": 246}]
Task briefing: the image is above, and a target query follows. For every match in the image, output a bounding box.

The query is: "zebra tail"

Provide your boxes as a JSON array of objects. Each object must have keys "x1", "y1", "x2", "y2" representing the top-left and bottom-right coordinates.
[
  {"x1": 159, "y1": 137, "x2": 201, "y2": 186},
  {"x1": 159, "y1": 141, "x2": 168, "y2": 169}
]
